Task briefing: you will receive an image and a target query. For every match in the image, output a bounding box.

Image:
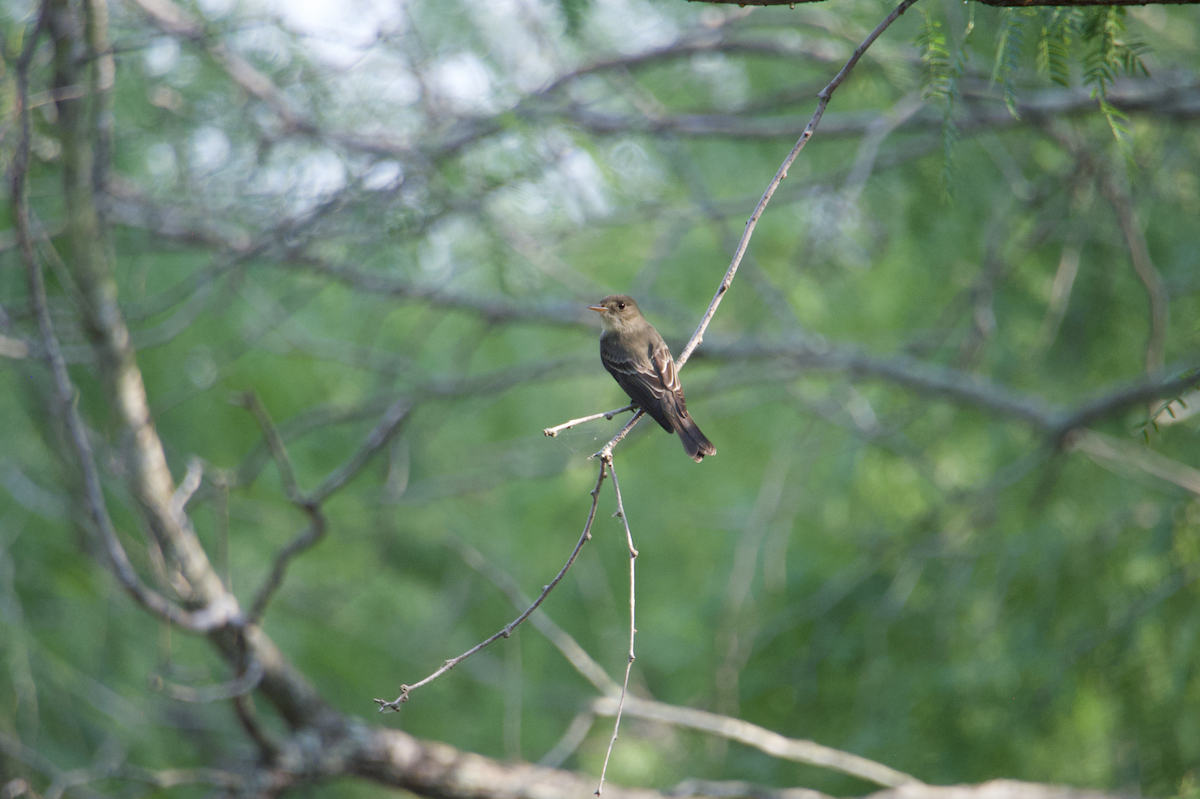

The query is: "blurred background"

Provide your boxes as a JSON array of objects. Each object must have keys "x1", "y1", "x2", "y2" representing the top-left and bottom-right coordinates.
[{"x1": 2, "y1": 0, "x2": 1200, "y2": 795}]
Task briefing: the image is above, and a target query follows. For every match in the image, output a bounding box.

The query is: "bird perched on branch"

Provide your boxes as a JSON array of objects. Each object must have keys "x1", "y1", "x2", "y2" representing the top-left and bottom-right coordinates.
[{"x1": 588, "y1": 295, "x2": 716, "y2": 463}]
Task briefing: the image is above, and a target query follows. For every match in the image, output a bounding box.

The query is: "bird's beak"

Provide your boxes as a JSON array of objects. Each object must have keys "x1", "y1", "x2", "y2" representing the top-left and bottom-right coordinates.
[{"x1": 587, "y1": 305, "x2": 606, "y2": 314}]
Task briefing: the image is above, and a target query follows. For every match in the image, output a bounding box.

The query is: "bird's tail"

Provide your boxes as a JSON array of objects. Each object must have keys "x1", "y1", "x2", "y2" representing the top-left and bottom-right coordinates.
[{"x1": 675, "y1": 413, "x2": 716, "y2": 463}]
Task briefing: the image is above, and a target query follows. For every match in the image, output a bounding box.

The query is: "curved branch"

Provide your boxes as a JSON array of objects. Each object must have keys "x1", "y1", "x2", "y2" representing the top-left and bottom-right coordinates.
[
  {"x1": 592, "y1": 695, "x2": 923, "y2": 789},
  {"x1": 376, "y1": 462, "x2": 608, "y2": 711},
  {"x1": 11, "y1": 3, "x2": 231, "y2": 633}
]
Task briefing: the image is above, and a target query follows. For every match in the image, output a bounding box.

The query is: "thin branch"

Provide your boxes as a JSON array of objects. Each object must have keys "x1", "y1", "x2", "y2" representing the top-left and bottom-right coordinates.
[
  {"x1": 591, "y1": 695, "x2": 924, "y2": 788},
  {"x1": 311, "y1": 398, "x2": 412, "y2": 504},
  {"x1": 232, "y1": 691, "x2": 279, "y2": 759},
  {"x1": 539, "y1": 711, "x2": 598, "y2": 769},
  {"x1": 595, "y1": 455, "x2": 639, "y2": 797},
  {"x1": 246, "y1": 398, "x2": 408, "y2": 623},
  {"x1": 238, "y1": 392, "x2": 305, "y2": 504},
  {"x1": 1051, "y1": 364, "x2": 1200, "y2": 438},
  {"x1": 544, "y1": 404, "x2": 636, "y2": 438},
  {"x1": 152, "y1": 657, "x2": 265, "y2": 702},
  {"x1": 1100, "y1": 172, "x2": 1169, "y2": 376},
  {"x1": 693, "y1": 0, "x2": 1197, "y2": 11},
  {"x1": 47, "y1": 0, "x2": 233, "y2": 613},
  {"x1": 376, "y1": 462, "x2": 608, "y2": 711},
  {"x1": 168, "y1": 457, "x2": 204, "y2": 526},
  {"x1": 452, "y1": 536, "x2": 909, "y2": 791},
  {"x1": 672, "y1": 779, "x2": 835, "y2": 799},
  {"x1": 447, "y1": 539, "x2": 905, "y2": 787},
  {"x1": 248, "y1": 507, "x2": 325, "y2": 625},
  {"x1": 1069, "y1": 429, "x2": 1200, "y2": 495},
  {"x1": 449, "y1": 538, "x2": 620, "y2": 696},
  {"x1": 553, "y1": 0, "x2": 922, "y2": 448},
  {"x1": 715, "y1": 340, "x2": 1200, "y2": 439},
  {"x1": 677, "y1": 0, "x2": 920, "y2": 371},
  {"x1": 592, "y1": 410, "x2": 646, "y2": 461}
]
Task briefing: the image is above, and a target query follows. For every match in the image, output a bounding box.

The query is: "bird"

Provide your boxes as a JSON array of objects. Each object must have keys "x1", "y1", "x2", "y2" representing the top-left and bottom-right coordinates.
[{"x1": 587, "y1": 294, "x2": 716, "y2": 463}]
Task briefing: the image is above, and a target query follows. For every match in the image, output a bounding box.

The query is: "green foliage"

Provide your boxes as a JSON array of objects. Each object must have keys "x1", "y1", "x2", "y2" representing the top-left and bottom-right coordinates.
[
  {"x1": 991, "y1": 8, "x2": 1025, "y2": 119},
  {"x1": 989, "y1": 4, "x2": 1152, "y2": 152},
  {"x1": 1080, "y1": 7, "x2": 1149, "y2": 152},
  {"x1": 2, "y1": 0, "x2": 1200, "y2": 797},
  {"x1": 1035, "y1": 8, "x2": 1075, "y2": 87},
  {"x1": 915, "y1": 6, "x2": 974, "y2": 199}
]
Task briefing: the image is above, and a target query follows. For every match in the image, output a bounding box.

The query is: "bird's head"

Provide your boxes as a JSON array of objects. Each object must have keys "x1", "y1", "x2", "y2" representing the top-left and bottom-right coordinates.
[{"x1": 587, "y1": 294, "x2": 642, "y2": 334}]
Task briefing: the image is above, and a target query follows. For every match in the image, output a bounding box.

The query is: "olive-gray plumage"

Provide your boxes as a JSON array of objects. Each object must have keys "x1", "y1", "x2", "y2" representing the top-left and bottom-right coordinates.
[{"x1": 587, "y1": 295, "x2": 715, "y2": 463}]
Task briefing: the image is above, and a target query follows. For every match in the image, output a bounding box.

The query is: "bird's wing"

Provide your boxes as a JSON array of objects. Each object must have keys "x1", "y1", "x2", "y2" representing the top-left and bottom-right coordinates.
[
  {"x1": 649, "y1": 337, "x2": 687, "y2": 415},
  {"x1": 602, "y1": 340, "x2": 675, "y2": 433}
]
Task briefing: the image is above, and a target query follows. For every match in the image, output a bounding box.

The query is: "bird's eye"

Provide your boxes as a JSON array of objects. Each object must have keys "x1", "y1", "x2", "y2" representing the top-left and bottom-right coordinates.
[{"x1": 618, "y1": 302, "x2": 625, "y2": 310}]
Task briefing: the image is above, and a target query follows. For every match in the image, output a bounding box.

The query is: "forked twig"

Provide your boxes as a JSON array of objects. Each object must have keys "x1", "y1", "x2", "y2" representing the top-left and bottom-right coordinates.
[
  {"x1": 244, "y1": 396, "x2": 410, "y2": 624},
  {"x1": 375, "y1": 462, "x2": 609, "y2": 711},
  {"x1": 592, "y1": 409, "x2": 645, "y2": 461},
  {"x1": 544, "y1": 404, "x2": 635, "y2": 438},
  {"x1": 595, "y1": 455, "x2": 638, "y2": 796},
  {"x1": 461, "y1": 544, "x2": 922, "y2": 788}
]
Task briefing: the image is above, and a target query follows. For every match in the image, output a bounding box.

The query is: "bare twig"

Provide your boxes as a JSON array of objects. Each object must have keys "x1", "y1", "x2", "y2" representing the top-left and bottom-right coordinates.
[
  {"x1": 168, "y1": 457, "x2": 204, "y2": 526},
  {"x1": 1100, "y1": 172, "x2": 1169, "y2": 376},
  {"x1": 695, "y1": 0, "x2": 1199, "y2": 6},
  {"x1": 1051, "y1": 365, "x2": 1200, "y2": 439},
  {"x1": 450, "y1": 538, "x2": 620, "y2": 696},
  {"x1": 238, "y1": 392, "x2": 305, "y2": 504},
  {"x1": 232, "y1": 691, "x2": 279, "y2": 759},
  {"x1": 595, "y1": 456, "x2": 639, "y2": 796},
  {"x1": 248, "y1": 398, "x2": 409, "y2": 623},
  {"x1": 554, "y1": 0, "x2": 921, "y2": 448},
  {"x1": 0, "y1": 733, "x2": 243, "y2": 798},
  {"x1": 47, "y1": 0, "x2": 232, "y2": 613},
  {"x1": 376, "y1": 462, "x2": 609, "y2": 711},
  {"x1": 467, "y1": 542, "x2": 920, "y2": 791},
  {"x1": 311, "y1": 398, "x2": 412, "y2": 504},
  {"x1": 675, "y1": 0, "x2": 921, "y2": 371},
  {"x1": 452, "y1": 534, "x2": 913, "y2": 789},
  {"x1": 539, "y1": 711, "x2": 598, "y2": 769},
  {"x1": 544, "y1": 404, "x2": 636, "y2": 437},
  {"x1": 716, "y1": 339, "x2": 1200, "y2": 440},
  {"x1": 672, "y1": 779, "x2": 835, "y2": 799},
  {"x1": 248, "y1": 507, "x2": 326, "y2": 625},
  {"x1": 592, "y1": 409, "x2": 647, "y2": 461}
]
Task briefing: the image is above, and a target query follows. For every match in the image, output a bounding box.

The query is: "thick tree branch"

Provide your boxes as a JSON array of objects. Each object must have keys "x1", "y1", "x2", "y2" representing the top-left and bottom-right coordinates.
[
  {"x1": 48, "y1": 0, "x2": 232, "y2": 612},
  {"x1": 712, "y1": 339, "x2": 1200, "y2": 439},
  {"x1": 11, "y1": 0, "x2": 229, "y2": 633},
  {"x1": 688, "y1": 0, "x2": 1200, "y2": 6},
  {"x1": 559, "y1": 78, "x2": 1200, "y2": 140}
]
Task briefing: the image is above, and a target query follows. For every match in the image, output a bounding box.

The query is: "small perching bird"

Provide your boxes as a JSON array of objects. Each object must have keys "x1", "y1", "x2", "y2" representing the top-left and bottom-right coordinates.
[{"x1": 588, "y1": 295, "x2": 716, "y2": 463}]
